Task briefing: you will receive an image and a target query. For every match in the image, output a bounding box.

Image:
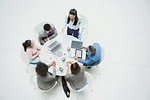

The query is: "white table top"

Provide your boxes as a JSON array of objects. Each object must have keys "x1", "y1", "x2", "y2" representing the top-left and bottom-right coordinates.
[{"x1": 39, "y1": 34, "x2": 86, "y2": 76}]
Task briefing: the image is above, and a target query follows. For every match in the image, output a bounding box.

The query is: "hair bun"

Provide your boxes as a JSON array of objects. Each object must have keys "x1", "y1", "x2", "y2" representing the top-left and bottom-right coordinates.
[{"x1": 22, "y1": 43, "x2": 25, "y2": 46}]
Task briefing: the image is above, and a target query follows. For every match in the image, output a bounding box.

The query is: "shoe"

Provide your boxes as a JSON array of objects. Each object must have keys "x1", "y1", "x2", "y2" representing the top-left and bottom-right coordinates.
[{"x1": 87, "y1": 67, "x2": 91, "y2": 69}]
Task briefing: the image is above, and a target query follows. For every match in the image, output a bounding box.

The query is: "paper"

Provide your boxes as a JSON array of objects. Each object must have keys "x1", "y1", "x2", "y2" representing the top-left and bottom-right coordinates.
[{"x1": 76, "y1": 50, "x2": 82, "y2": 57}]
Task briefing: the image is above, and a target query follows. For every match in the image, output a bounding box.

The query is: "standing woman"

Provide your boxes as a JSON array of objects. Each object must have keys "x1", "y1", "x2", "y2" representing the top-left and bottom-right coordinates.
[{"x1": 62, "y1": 8, "x2": 83, "y2": 38}]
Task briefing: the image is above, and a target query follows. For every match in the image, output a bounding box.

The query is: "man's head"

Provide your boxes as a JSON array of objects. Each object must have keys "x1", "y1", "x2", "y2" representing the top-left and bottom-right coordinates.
[
  {"x1": 43, "y1": 24, "x2": 51, "y2": 31},
  {"x1": 36, "y1": 62, "x2": 48, "y2": 76},
  {"x1": 88, "y1": 45, "x2": 96, "y2": 55},
  {"x1": 70, "y1": 62, "x2": 81, "y2": 75}
]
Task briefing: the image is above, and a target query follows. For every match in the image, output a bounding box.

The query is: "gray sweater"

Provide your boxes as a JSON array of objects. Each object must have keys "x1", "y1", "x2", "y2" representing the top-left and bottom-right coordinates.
[
  {"x1": 38, "y1": 24, "x2": 58, "y2": 45},
  {"x1": 65, "y1": 65, "x2": 87, "y2": 90},
  {"x1": 36, "y1": 68, "x2": 57, "y2": 90}
]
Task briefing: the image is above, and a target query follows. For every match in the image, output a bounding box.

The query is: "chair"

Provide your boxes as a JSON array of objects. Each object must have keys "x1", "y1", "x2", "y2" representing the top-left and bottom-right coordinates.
[
  {"x1": 20, "y1": 48, "x2": 39, "y2": 73},
  {"x1": 95, "y1": 46, "x2": 105, "y2": 75},
  {"x1": 34, "y1": 22, "x2": 48, "y2": 42},
  {"x1": 85, "y1": 46, "x2": 105, "y2": 76},
  {"x1": 67, "y1": 72, "x2": 93, "y2": 100},
  {"x1": 34, "y1": 21, "x2": 57, "y2": 45},
  {"x1": 32, "y1": 73, "x2": 58, "y2": 100},
  {"x1": 78, "y1": 14, "x2": 88, "y2": 40}
]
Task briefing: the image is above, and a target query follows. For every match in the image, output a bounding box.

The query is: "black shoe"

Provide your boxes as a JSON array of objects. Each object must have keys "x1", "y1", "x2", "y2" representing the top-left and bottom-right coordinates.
[{"x1": 87, "y1": 67, "x2": 91, "y2": 69}]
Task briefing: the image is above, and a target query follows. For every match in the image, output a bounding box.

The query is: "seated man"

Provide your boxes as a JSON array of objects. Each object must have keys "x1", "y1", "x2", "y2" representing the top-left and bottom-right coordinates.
[
  {"x1": 38, "y1": 23, "x2": 58, "y2": 45},
  {"x1": 74, "y1": 43, "x2": 101, "y2": 68},
  {"x1": 36, "y1": 61, "x2": 57, "y2": 90},
  {"x1": 65, "y1": 61, "x2": 87, "y2": 90}
]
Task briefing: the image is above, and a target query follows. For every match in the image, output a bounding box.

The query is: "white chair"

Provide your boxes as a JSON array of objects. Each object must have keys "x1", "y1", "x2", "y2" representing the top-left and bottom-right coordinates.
[
  {"x1": 34, "y1": 21, "x2": 58, "y2": 45},
  {"x1": 85, "y1": 46, "x2": 105, "y2": 76},
  {"x1": 20, "y1": 48, "x2": 38, "y2": 73},
  {"x1": 32, "y1": 73, "x2": 58, "y2": 100},
  {"x1": 34, "y1": 22, "x2": 48, "y2": 42},
  {"x1": 96, "y1": 46, "x2": 105, "y2": 75},
  {"x1": 67, "y1": 72, "x2": 93, "y2": 100},
  {"x1": 78, "y1": 14, "x2": 88, "y2": 40}
]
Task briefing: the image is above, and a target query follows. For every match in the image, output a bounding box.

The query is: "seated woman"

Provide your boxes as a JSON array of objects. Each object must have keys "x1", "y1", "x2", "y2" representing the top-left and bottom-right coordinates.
[
  {"x1": 65, "y1": 61, "x2": 87, "y2": 90},
  {"x1": 22, "y1": 40, "x2": 40, "y2": 63},
  {"x1": 62, "y1": 8, "x2": 84, "y2": 39},
  {"x1": 35, "y1": 61, "x2": 57, "y2": 90},
  {"x1": 39, "y1": 23, "x2": 58, "y2": 45}
]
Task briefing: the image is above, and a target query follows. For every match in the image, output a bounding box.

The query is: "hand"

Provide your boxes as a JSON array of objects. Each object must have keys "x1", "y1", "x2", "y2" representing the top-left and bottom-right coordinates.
[
  {"x1": 38, "y1": 50, "x2": 41, "y2": 54},
  {"x1": 66, "y1": 62, "x2": 70, "y2": 67},
  {"x1": 74, "y1": 56, "x2": 78, "y2": 60},
  {"x1": 62, "y1": 28, "x2": 65, "y2": 33},
  {"x1": 79, "y1": 30, "x2": 82, "y2": 33},
  {"x1": 81, "y1": 46, "x2": 86, "y2": 50},
  {"x1": 37, "y1": 48, "x2": 40, "y2": 51},
  {"x1": 52, "y1": 61, "x2": 56, "y2": 68},
  {"x1": 44, "y1": 38, "x2": 48, "y2": 42},
  {"x1": 49, "y1": 61, "x2": 56, "y2": 67}
]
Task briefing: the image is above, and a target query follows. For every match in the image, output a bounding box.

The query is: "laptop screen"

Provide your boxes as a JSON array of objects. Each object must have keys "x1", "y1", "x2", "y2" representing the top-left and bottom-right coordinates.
[{"x1": 71, "y1": 41, "x2": 83, "y2": 49}]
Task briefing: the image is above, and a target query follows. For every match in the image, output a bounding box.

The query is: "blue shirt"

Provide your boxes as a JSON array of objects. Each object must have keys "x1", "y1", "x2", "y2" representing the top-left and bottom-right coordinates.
[{"x1": 78, "y1": 43, "x2": 101, "y2": 66}]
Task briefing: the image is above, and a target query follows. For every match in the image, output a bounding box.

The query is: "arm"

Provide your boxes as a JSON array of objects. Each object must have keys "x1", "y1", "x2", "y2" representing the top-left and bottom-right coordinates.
[
  {"x1": 48, "y1": 24, "x2": 58, "y2": 39},
  {"x1": 78, "y1": 58, "x2": 94, "y2": 65},
  {"x1": 49, "y1": 61, "x2": 56, "y2": 78},
  {"x1": 66, "y1": 61, "x2": 73, "y2": 74},
  {"x1": 66, "y1": 62, "x2": 70, "y2": 75},
  {"x1": 27, "y1": 50, "x2": 39, "y2": 60},
  {"x1": 38, "y1": 33, "x2": 45, "y2": 45}
]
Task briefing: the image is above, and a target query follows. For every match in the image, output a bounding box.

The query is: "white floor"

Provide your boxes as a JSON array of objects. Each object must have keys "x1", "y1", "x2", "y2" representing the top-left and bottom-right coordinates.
[{"x1": 0, "y1": 0, "x2": 150, "y2": 100}]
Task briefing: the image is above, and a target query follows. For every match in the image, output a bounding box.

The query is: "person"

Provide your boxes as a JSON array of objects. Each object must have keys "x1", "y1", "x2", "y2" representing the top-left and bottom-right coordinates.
[
  {"x1": 35, "y1": 61, "x2": 57, "y2": 90},
  {"x1": 22, "y1": 40, "x2": 40, "y2": 63},
  {"x1": 62, "y1": 8, "x2": 84, "y2": 39},
  {"x1": 74, "y1": 43, "x2": 101, "y2": 68},
  {"x1": 65, "y1": 61, "x2": 87, "y2": 90},
  {"x1": 39, "y1": 23, "x2": 58, "y2": 45}
]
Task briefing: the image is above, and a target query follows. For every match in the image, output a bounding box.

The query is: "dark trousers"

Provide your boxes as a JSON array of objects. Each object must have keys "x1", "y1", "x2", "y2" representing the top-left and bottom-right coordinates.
[
  {"x1": 62, "y1": 76, "x2": 70, "y2": 98},
  {"x1": 67, "y1": 27, "x2": 79, "y2": 38}
]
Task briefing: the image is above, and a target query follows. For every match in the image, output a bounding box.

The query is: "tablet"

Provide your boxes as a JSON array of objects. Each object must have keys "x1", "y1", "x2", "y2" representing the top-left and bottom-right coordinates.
[{"x1": 75, "y1": 49, "x2": 82, "y2": 58}]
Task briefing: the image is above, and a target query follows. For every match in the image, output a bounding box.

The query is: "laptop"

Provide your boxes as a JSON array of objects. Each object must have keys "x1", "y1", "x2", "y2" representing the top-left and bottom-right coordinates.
[
  {"x1": 71, "y1": 41, "x2": 83, "y2": 49},
  {"x1": 48, "y1": 41, "x2": 61, "y2": 53},
  {"x1": 71, "y1": 41, "x2": 83, "y2": 58}
]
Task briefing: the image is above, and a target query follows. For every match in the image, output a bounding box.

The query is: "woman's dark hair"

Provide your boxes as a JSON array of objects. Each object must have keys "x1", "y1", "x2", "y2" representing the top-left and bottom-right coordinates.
[
  {"x1": 36, "y1": 62, "x2": 48, "y2": 76},
  {"x1": 70, "y1": 62, "x2": 81, "y2": 75},
  {"x1": 43, "y1": 24, "x2": 51, "y2": 31},
  {"x1": 22, "y1": 40, "x2": 31, "y2": 52},
  {"x1": 67, "y1": 9, "x2": 78, "y2": 26},
  {"x1": 88, "y1": 45, "x2": 96, "y2": 55}
]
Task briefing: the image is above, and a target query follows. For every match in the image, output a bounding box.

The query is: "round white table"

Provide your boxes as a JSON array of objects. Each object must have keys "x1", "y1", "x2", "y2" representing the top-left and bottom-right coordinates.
[{"x1": 39, "y1": 34, "x2": 85, "y2": 76}]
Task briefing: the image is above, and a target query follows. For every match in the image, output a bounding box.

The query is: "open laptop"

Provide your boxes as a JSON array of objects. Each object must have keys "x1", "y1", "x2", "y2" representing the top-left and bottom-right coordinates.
[
  {"x1": 71, "y1": 41, "x2": 83, "y2": 58},
  {"x1": 71, "y1": 41, "x2": 83, "y2": 49},
  {"x1": 48, "y1": 41, "x2": 61, "y2": 53}
]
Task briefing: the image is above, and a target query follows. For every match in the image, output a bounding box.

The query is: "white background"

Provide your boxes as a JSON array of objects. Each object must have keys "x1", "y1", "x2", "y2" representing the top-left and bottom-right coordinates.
[{"x1": 0, "y1": 0, "x2": 150, "y2": 100}]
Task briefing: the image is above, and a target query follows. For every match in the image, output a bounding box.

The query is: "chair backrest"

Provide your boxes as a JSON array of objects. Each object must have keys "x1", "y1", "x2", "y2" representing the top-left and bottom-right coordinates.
[
  {"x1": 32, "y1": 72, "x2": 57, "y2": 92},
  {"x1": 20, "y1": 47, "x2": 29, "y2": 64},
  {"x1": 34, "y1": 21, "x2": 51, "y2": 41},
  {"x1": 78, "y1": 14, "x2": 88, "y2": 40},
  {"x1": 100, "y1": 47, "x2": 105, "y2": 62}
]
